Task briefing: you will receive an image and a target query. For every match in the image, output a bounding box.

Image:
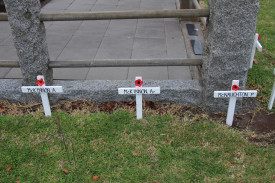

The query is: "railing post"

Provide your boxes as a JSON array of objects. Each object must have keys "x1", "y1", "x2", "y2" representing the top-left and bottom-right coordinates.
[
  {"x1": 179, "y1": 0, "x2": 195, "y2": 9},
  {"x1": 202, "y1": 0, "x2": 260, "y2": 111},
  {"x1": 3, "y1": 0, "x2": 52, "y2": 86},
  {"x1": 179, "y1": 0, "x2": 198, "y2": 21}
]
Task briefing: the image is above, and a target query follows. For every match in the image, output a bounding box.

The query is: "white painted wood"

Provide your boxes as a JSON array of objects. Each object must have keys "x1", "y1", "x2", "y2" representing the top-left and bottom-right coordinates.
[
  {"x1": 21, "y1": 86, "x2": 63, "y2": 93},
  {"x1": 118, "y1": 87, "x2": 160, "y2": 95},
  {"x1": 214, "y1": 80, "x2": 258, "y2": 126},
  {"x1": 21, "y1": 75, "x2": 63, "y2": 117},
  {"x1": 214, "y1": 90, "x2": 258, "y2": 98},
  {"x1": 118, "y1": 76, "x2": 160, "y2": 119},
  {"x1": 40, "y1": 93, "x2": 51, "y2": 116},
  {"x1": 226, "y1": 80, "x2": 239, "y2": 126},
  {"x1": 136, "y1": 76, "x2": 143, "y2": 120},
  {"x1": 256, "y1": 41, "x2": 262, "y2": 52},
  {"x1": 250, "y1": 33, "x2": 262, "y2": 69},
  {"x1": 268, "y1": 68, "x2": 275, "y2": 110},
  {"x1": 136, "y1": 94, "x2": 142, "y2": 119},
  {"x1": 226, "y1": 95, "x2": 237, "y2": 126}
]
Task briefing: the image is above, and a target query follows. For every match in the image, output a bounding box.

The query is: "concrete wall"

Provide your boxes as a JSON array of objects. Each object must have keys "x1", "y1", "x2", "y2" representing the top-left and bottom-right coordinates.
[
  {"x1": 3, "y1": 0, "x2": 52, "y2": 86},
  {"x1": 202, "y1": 0, "x2": 259, "y2": 111}
]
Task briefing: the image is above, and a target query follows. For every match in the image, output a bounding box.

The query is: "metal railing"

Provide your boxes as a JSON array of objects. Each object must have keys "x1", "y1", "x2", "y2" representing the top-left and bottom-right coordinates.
[
  {"x1": 0, "y1": 6, "x2": 208, "y2": 69},
  {"x1": 0, "y1": 58, "x2": 203, "y2": 68},
  {"x1": 0, "y1": 9, "x2": 209, "y2": 21},
  {"x1": 192, "y1": 0, "x2": 207, "y2": 28}
]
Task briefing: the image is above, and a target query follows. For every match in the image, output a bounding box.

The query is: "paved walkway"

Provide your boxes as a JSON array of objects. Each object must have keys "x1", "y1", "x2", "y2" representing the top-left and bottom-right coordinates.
[{"x1": 0, "y1": 0, "x2": 196, "y2": 81}]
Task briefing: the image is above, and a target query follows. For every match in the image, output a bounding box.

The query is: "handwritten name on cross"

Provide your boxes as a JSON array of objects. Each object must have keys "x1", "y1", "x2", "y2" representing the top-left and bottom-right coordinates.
[
  {"x1": 268, "y1": 68, "x2": 275, "y2": 110},
  {"x1": 118, "y1": 76, "x2": 160, "y2": 119},
  {"x1": 214, "y1": 80, "x2": 257, "y2": 126},
  {"x1": 250, "y1": 33, "x2": 263, "y2": 68},
  {"x1": 21, "y1": 75, "x2": 63, "y2": 116}
]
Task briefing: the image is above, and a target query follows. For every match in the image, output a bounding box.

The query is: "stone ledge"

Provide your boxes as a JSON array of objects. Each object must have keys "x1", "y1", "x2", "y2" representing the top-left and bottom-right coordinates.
[{"x1": 0, "y1": 79, "x2": 203, "y2": 106}]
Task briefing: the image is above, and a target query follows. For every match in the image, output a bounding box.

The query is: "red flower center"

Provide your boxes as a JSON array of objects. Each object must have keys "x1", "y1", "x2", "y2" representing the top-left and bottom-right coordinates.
[
  {"x1": 36, "y1": 78, "x2": 45, "y2": 87},
  {"x1": 135, "y1": 79, "x2": 143, "y2": 87},
  {"x1": 232, "y1": 85, "x2": 239, "y2": 91}
]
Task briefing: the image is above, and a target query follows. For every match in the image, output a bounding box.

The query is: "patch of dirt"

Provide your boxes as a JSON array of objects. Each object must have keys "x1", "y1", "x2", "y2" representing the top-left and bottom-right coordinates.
[
  {"x1": 0, "y1": 99, "x2": 274, "y2": 144},
  {"x1": 250, "y1": 111, "x2": 275, "y2": 133}
]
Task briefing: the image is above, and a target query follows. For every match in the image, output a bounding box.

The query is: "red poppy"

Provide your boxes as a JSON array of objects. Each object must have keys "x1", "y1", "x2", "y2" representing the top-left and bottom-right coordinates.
[
  {"x1": 232, "y1": 85, "x2": 239, "y2": 91},
  {"x1": 135, "y1": 79, "x2": 143, "y2": 87},
  {"x1": 258, "y1": 34, "x2": 261, "y2": 40},
  {"x1": 36, "y1": 78, "x2": 45, "y2": 87}
]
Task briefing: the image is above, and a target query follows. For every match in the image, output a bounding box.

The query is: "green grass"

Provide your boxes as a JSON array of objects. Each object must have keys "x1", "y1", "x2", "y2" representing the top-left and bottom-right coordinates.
[
  {"x1": 247, "y1": 0, "x2": 275, "y2": 108},
  {"x1": 0, "y1": 111, "x2": 274, "y2": 182}
]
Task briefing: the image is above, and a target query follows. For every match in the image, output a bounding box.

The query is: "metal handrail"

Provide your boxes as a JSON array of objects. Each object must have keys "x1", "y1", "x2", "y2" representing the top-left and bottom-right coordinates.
[
  {"x1": 0, "y1": 58, "x2": 203, "y2": 68},
  {"x1": 0, "y1": 9, "x2": 209, "y2": 21},
  {"x1": 192, "y1": 0, "x2": 208, "y2": 28}
]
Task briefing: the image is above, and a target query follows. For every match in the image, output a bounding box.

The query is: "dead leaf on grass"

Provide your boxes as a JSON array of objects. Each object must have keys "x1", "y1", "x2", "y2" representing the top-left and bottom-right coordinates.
[
  {"x1": 251, "y1": 134, "x2": 258, "y2": 138},
  {"x1": 270, "y1": 62, "x2": 275, "y2": 66},
  {"x1": 129, "y1": 100, "x2": 135, "y2": 105},
  {"x1": 269, "y1": 175, "x2": 275, "y2": 179},
  {"x1": 253, "y1": 59, "x2": 259, "y2": 65},
  {"x1": 6, "y1": 164, "x2": 13, "y2": 172},
  {"x1": 62, "y1": 168, "x2": 69, "y2": 175},
  {"x1": 16, "y1": 181, "x2": 20, "y2": 183},
  {"x1": 167, "y1": 138, "x2": 171, "y2": 143},
  {"x1": 92, "y1": 175, "x2": 100, "y2": 181},
  {"x1": 105, "y1": 102, "x2": 114, "y2": 110},
  {"x1": 41, "y1": 154, "x2": 47, "y2": 156},
  {"x1": 258, "y1": 96, "x2": 263, "y2": 99}
]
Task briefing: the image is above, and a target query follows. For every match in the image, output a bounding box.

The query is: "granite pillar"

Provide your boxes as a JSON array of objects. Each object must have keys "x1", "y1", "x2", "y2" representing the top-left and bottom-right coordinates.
[
  {"x1": 202, "y1": 0, "x2": 259, "y2": 111},
  {"x1": 3, "y1": 0, "x2": 52, "y2": 85}
]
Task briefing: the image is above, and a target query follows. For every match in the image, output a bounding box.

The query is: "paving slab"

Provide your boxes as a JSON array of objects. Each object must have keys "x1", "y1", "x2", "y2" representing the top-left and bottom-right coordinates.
[
  {"x1": 0, "y1": 36, "x2": 13, "y2": 46},
  {"x1": 99, "y1": 36, "x2": 134, "y2": 50},
  {"x1": 128, "y1": 66, "x2": 168, "y2": 80},
  {"x1": 105, "y1": 20, "x2": 137, "y2": 37},
  {"x1": 168, "y1": 66, "x2": 192, "y2": 80},
  {"x1": 0, "y1": 68, "x2": 11, "y2": 78},
  {"x1": 66, "y1": 35, "x2": 103, "y2": 49},
  {"x1": 74, "y1": 20, "x2": 110, "y2": 37},
  {"x1": 56, "y1": 47, "x2": 98, "y2": 61},
  {"x1": 86, "y1": 67, "x2": 128, "y2": 80},
  {"x1": 53, "y1": 68, "x2": 90, "y2": 80},
  {"x1": 136, "y1": 27, "x2": 166, "y2": 39},
  {"x1": 0, "y1": 45, "x2": 18, "y2": 60},
  {"x1": 164, "y1": 21, "x2": 183, "y2": 39},
  {"x1": 95, "y1": 48, "x2": 132, "y2": 59},
  {"x1": 5, "y1": 68, "x2": 22, "y2": 78},
  {"x1": 92, "y1": 4, "x2": 117, "y2": 11},
  {"x1": 133, "y1": 38, "x2": 166, "y2": 50},
  {"x1": 131, "y1": 49, "x2": 167, "y2": 59},
  {"x1": 0, "y1": 0, "x2": 197, "y2": 81},
  {"x1": 166, "y1": 38, "x2": 187, "y2": 58}
]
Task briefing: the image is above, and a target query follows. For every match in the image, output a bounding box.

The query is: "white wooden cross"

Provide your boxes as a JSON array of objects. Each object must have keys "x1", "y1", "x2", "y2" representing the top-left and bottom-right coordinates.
[
  {"x1": 214, "y1": 80, "x2": 258, "y2": 126},
  {"x1": 21, "y1": 75, "x2": 63, "y2": 116},
  {"x1": 268, "y1": 68, "x2": 275, "y2": 110},
  {"x1": 250, "y1": 33, "x2": 263, "y2": 68},
  {"x1": 118, "y1": 76, "x2": 160, "y2": 119}
]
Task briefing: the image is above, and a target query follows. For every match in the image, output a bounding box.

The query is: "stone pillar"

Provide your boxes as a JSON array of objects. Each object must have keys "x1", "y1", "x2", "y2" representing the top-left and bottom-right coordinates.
[
  {"x1": 3, "y1": 0, "x2": 52, "y2": 85},
  {"x1": 202, "y1": 0, "x2": 259, "y2": 111}
]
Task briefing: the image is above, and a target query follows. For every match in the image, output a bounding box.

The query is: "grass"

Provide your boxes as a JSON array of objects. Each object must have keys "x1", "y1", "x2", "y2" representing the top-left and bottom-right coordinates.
[
  {"x1": 247, "y1": 0, "x2": 275, "y2": 109},
  {"x1": 0, "y1": 111, "x2": 274, "y2": 182},
  {"x1": 0, "y1": 1, "x2": 274, "y2": 182}
]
